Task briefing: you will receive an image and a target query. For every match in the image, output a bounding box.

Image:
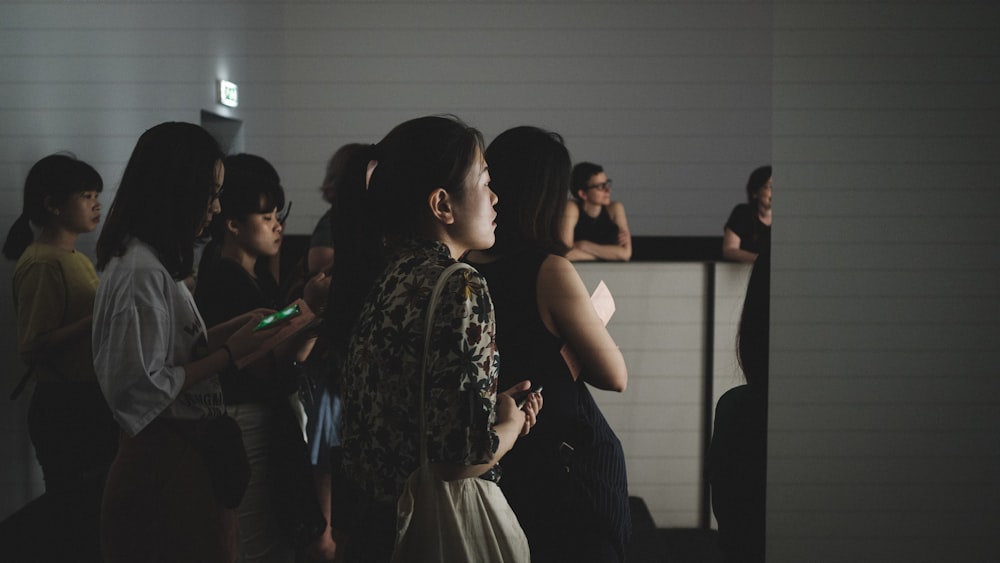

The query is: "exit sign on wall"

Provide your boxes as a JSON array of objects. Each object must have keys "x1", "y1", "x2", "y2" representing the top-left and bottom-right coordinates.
[{"x1": 217, "y1": 80, "x2": 238, "y2": 108}]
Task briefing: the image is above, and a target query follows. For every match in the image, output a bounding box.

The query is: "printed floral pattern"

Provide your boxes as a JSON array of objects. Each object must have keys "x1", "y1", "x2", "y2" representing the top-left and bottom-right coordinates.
[{"x1": 341, "y1": 239, "x2": 501, "y2": 501}]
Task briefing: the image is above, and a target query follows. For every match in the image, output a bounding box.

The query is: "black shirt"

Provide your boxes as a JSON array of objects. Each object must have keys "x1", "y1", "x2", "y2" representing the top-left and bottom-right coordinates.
[{"x1": 194, "y1": 257, "x2": 290, "y2": 404}]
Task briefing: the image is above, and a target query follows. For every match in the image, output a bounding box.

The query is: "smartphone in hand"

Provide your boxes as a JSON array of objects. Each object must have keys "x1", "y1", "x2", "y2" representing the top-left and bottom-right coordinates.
[
  {"x1": 253, "y1": 303, "x2": 302, "y2": 332},
  {"x1": 516, "y1": 384, "x2": 543, "y2": 409}
]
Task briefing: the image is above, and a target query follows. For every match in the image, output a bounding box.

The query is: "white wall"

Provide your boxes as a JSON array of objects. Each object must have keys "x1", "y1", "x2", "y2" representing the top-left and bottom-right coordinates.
[
  {"x1": 769, "y1": 1, "x2": 1000, "y2": 561},
  {"x1": 0, "y1": 0, "x2": 772, "y2": 520}
]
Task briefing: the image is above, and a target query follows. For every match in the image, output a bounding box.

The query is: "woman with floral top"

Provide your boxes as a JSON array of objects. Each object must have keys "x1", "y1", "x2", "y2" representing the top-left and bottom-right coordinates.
[{"x1": 327, "y1": 115, "x2": 543, "y2": 563}]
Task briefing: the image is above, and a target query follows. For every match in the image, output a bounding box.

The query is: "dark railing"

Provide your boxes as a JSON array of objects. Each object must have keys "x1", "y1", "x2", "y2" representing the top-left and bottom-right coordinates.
[{"x1": 631, "y1": 236, "x2": 722, "y2": 263}]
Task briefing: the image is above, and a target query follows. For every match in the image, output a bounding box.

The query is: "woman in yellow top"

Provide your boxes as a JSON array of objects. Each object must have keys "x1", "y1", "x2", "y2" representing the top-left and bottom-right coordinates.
[{"x1": 3, "y1": 153, "x2": 119, "y2": 560}]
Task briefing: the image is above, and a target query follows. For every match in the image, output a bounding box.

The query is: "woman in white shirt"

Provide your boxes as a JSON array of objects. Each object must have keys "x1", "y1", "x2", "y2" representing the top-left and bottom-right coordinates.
[{"x1": 93, "y1": 122, "x2": 275, "y2": 563}]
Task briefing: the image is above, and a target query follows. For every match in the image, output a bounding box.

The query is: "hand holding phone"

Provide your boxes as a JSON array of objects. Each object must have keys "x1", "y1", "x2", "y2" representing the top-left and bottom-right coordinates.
[
  {"x1": 516, "y1": 384, "x2": 543, "y2": 409},
  {"x1": 253, "y1": 303, "x2": 302, "y2": 332}
]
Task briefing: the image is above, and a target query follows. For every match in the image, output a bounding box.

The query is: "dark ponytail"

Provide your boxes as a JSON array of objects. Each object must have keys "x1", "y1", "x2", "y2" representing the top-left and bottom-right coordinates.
[
  {"x1": 3, "y1": 153, "x2": 103, "y2": 260},
  {"x1": 326, "y1": 143, "x2": 381, "y2": 350},
  {"x1": 2, "y1": 214, "x2": 34, "y2": 261},
  {"x1": 326, "y1": 115, "x2": 483, "y2": 351}
]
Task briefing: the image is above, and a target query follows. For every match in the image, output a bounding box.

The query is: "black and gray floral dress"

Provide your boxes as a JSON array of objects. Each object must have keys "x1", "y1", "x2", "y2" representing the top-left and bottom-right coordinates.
[{"x1": 341, "y1": 239, "x2": 501, "y2": 503}]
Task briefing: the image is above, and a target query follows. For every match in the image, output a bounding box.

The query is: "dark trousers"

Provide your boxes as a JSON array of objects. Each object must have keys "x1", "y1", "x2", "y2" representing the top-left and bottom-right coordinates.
[
  {"x1": 27, "y1": 380, "x2": 118, "y2": 492},
  {"x1": 0, "y1": 381, "x2": 119, "y2": 562}
]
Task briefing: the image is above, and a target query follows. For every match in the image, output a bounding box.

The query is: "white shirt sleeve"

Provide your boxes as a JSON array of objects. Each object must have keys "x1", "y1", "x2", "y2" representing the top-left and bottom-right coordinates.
[
  {"x1": 93, "y1": 243, "x2": 188, "y2": 436},
  {"x1": 94, "y1": 294, "x2": 186, "y2": 436}
]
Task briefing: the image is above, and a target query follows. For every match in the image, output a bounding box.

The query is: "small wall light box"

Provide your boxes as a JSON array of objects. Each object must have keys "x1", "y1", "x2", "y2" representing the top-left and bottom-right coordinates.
[{"x1": 217, "y1": 80, "x2": 239, "y2": 108}]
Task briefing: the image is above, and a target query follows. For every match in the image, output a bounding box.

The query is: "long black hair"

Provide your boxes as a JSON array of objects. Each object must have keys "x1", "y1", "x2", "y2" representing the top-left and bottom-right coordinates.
[
  {"x1": 483, "y1": 125, "x2": 570, "y2": 256},
  {"x1": 2, "y1": 153, "x2": 103, "y2": 260},
  {"x1": 737, "y1": 253, "x2": 770, "y2": 389},
  {"x1": 96, "y1": 122, "x2": 223, "y2": 279},
  {"x1": 327, "y1": 115, "x2": 484, "y2": 350}
]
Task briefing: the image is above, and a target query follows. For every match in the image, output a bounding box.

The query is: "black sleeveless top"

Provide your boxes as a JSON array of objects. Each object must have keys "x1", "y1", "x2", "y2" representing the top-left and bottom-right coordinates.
[
  {"x1": 573, "y1": 201, "x2": 620, "y2": 246},
  {"x1": 469, "y1": 248, "x2": 631, "y2": 562}
]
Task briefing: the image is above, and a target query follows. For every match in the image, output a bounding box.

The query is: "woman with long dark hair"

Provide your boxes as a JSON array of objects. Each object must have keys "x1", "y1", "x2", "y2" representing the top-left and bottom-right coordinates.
[
  {"x1": 465, "y1": 126, "x2": 631, "y2": 562},
  {"x1": 708, "y1": 253, "x2": 770, "y2": 562},
  {"x1": 93, "y1": 122, "x2": 276, "y2": 562},
  {"x1": 328, "y1": 116, "x2": 541, "y2": 562}
]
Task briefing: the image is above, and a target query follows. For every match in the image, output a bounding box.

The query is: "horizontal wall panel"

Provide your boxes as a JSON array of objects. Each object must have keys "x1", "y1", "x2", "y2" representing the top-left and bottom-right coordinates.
[
  {"x1": 1, "y1": 3, "x2": 278, "y2": 30},
  {"x1": 271, "y1": 52, "x2": 773, "y2": 83},
  {"x1": 613, "y1": 376, "x2": 704, "y2": 406},
  {"x1": 624, "y1": 351, "x2": 705, "y2": 378},
  {"x1": 767, "y1": 429, "x2": 994, "y2": 459},
  {"x1": 772, "y1": 243, "x2": 999, "y2": 272},
  {"x1": 0, "y1": 110, "x2": 213, "y2": 139},
  {"x1": 773, "y1": 352, "x2": 997, "y2": 378},
  {"x1": 623, "y1": 429, "x2": 703, "y2": 459},
  {"x1": 775, "y1": 296, "x2": 998, "y2": 324},
  {"x1": 773, "y1": 3, "x2": 998, "y2": 29},
  {"x1": 773, "y1": 110, "x2": 1000, "y2": 138},
  {"x1": 281, "y1": 3, "x2": 772, "y2": 31},
  {"x1": 773, "y1": 55, "x2": 1000, "y2": 83},
  {"x1": 774, "y1": 83, "x2": 1000, "y2": 111},
  {"x1": 233, "y1": 83, "x2": 771, "y2": 111},
  {"x1": 238, "y1": 108, "x2": 772, "y2": 140}
]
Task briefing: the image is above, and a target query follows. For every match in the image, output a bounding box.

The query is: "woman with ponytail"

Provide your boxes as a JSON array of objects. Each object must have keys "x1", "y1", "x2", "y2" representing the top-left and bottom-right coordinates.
[
  {"x1": 3, "y1": 153, "x2": 118, "y2": 560},
  {"x1": 328, "y1": 116, "x2": 542, "y2": 562}
]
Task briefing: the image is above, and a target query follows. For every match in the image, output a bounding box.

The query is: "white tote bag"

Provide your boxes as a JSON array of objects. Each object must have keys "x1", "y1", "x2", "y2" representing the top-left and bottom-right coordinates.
[{"x1": 391, "y1": 262, "x2": 530, "y2": 563}]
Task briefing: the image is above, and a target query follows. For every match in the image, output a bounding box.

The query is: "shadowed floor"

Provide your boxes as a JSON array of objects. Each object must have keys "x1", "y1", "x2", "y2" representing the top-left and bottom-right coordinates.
[{"x1": 628, "y1": 497, "x2": 724, "y2": 563}]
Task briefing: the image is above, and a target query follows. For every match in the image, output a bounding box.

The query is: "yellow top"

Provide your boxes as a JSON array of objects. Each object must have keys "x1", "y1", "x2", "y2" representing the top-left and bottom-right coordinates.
[{"x1": 13, "y1": 243, "x2": 99, "y2": 383}]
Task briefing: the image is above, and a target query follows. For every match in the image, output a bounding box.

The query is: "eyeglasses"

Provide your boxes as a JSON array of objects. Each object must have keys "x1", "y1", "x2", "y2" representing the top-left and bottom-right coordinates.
[{"x1": 587, "y1": 179, "x2": 613, "y2": 192}]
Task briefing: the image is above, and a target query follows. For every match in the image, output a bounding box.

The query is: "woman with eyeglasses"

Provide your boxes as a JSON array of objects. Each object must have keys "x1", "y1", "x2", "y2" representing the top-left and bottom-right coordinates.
[{"x1": 561, "y1": 161, "x2": 631, "y2": 261}]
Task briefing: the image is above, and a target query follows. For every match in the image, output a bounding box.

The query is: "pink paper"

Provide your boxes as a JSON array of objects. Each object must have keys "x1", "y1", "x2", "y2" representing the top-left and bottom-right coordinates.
[{"x1": 561, "y1": 280, "x2": 615, "y2": 380}]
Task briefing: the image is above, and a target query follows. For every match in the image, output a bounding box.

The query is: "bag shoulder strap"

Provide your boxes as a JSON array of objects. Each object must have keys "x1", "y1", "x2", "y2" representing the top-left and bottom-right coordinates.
[{"x1": 418, "y1": 261, "x2": 475, "y2": 466}]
